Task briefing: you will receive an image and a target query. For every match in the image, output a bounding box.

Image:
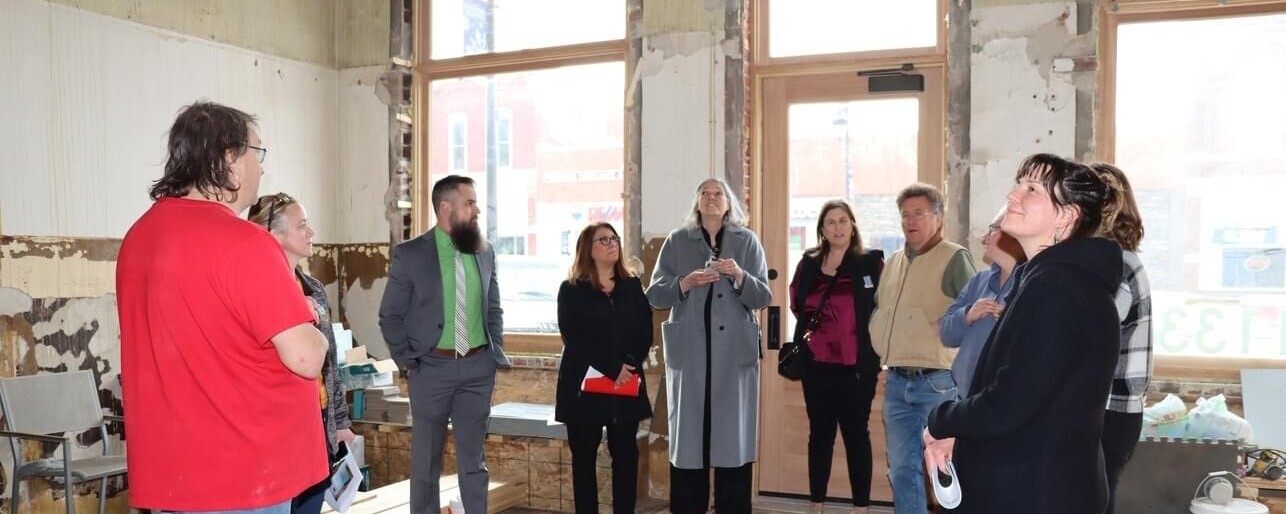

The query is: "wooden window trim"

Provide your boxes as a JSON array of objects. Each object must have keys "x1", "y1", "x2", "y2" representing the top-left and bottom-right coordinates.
[
  {"x1": 411, "y1": 1, "x2": 626, "y2": 353},
  {"x1": 750, "y1": 0, "x2": 947, "y2": 72},
  {"x1": 1098, "y1": 0, "x2": 1286, "y2": 378}
]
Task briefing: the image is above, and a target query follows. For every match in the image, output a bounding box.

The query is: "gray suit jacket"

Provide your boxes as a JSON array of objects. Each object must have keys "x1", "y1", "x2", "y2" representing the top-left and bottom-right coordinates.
[{"x1": 379, "y1": 230, "x2": 510, "y2": 370}]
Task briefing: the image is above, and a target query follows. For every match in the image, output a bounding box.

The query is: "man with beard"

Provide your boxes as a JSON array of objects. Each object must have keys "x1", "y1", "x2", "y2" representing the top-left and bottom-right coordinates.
[{"x1": 380, "y1": 175, "x2": 510, "y2": 514}]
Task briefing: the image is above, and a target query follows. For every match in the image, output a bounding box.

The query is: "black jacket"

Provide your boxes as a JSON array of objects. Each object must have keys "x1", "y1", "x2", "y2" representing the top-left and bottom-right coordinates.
[
  {"x1": 554, "y1": 276, "x2": 654, "y2": 425},
  {"x1": 927, "y1": 237, "x2": 1123, "y2": 514},
  {"x1": 788, "y1": 250, "x2": 884, "y2": 376}
]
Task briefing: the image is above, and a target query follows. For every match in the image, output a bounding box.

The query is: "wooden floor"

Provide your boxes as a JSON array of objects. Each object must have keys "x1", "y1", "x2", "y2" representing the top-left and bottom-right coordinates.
[{"x1": 498, "y1": 496, "x2": 896, "y2": 514}]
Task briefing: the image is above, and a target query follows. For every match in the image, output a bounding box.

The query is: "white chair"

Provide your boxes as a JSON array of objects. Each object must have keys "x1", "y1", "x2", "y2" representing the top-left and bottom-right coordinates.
[{"x1": 0, "y1": 370, "x2": 127, "y2": 514}]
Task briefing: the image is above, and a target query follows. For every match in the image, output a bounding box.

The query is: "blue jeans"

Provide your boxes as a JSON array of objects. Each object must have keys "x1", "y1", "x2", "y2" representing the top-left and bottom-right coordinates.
[
  {"x1": 882, "y1": 369, "x2": 958, "y2": 514},
  {"x1": 161, "y1": 499, "x2": 291, "y2": 514}
]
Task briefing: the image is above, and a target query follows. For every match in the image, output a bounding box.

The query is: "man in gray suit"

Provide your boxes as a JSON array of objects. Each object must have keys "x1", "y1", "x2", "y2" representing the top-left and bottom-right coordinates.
[{"x1": 379, "y1": 175, "x2": 510, "y2": 514}]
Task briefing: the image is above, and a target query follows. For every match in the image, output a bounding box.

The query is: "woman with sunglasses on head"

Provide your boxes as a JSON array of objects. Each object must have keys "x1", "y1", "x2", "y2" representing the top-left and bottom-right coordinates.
[
  {"x1": 938, "y1": 209, "x2": 1026, "y2": 398},
  {"x1": 922, "y1": 154, "x2": 1122, "y2": 514},
  {"x1": 248, "y1": 193, "x2": 355, "y2": 514},
  {"x1": 555, "y1": 222, "x2": 654, "y2": 514}
]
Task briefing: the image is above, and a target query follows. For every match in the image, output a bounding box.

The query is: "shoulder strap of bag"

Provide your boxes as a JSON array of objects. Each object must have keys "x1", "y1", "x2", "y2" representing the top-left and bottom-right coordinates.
[{"x1": 806, "y1": 273, "x2": 840, "y2": 331}]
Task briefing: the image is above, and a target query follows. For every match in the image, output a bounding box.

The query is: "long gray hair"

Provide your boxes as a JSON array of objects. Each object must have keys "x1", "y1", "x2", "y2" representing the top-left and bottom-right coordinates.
[{"x1": 682, "y1": 177, "x2": 748, "y2": 229}]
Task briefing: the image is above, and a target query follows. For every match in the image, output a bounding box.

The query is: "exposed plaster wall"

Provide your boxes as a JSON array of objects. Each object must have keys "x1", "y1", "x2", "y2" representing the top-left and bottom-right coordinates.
[
  {"x1": 637, "y1": 0, "x2": 745, "y2": 239},
  {"x1": 0, "y1": 244, "x2": 124, "y2": 510},
  {"x1": 42, "y1": 0, "x2": 338, "y2": 68},
  {"x1": 966, "y1": 0, "x2": 1095, "y2": 256}
]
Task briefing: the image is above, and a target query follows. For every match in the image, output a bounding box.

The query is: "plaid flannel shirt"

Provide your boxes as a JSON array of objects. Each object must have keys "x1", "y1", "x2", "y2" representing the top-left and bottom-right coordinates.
[{"x1": 1107, "y1": 251, "x2": 1153, "y2": 414}]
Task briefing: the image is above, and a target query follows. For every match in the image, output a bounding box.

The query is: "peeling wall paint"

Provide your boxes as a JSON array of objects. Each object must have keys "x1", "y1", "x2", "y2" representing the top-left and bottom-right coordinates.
[
  {"x1": 0, "y1": 290, "x2": 124, "y2": 510},
  {"x1": 335, "y1": 244, "x2": 391, "y2": 358},
  {"x1": 967, "y1": 1, "x2": 1091, "y2": 257},
  {"x1": 0, "y1": 237, "x2": 118, "y2": 299},
  {"x1": 636, "y1": 0, "x2": 745, "y2": 238},
  {"x1": 0, "y1": 237, "x2": 391, "y2": 512},
  {"x1": 639, "y1": 32, "x2": 726, "y2": 237}
]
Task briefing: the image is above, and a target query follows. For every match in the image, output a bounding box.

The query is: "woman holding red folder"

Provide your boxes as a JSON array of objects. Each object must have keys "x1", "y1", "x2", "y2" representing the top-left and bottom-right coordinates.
[{"x1": 556, "y1": 222, "x2": 654, "y2": 514}]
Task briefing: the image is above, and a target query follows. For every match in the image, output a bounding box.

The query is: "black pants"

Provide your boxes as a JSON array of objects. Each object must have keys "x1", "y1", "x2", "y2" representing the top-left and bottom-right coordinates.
[
  {"x1": 1101, "y1": 410, "x2": 1143, "y2": 514},
  {"x1": 670, "y1": 462, "x2": 753, "y2": 514},
  {"x1": 801, "y1": 363, "x2": 878, "y2": 506},
  {"x1": 566, "y1": 422, "x2": 639, "y2": 514}
]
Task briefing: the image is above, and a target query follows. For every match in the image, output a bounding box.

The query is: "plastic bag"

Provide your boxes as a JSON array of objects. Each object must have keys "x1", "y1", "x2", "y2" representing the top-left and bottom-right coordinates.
[
  {"x1": 1186, "y1": 394, "x2": 1255, "y2": 442},
  {"x1": 1142, "y1": 393, "x2": 1188, "y2": 439},
  {"x1": 1139, "y1": 394, "x2": 1255, "y2": 442}
]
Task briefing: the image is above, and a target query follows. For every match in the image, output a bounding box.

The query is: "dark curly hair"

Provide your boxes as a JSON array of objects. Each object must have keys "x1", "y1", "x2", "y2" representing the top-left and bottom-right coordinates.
[
  {"x1": 149, "y1": 101, "x2": 257, "y2": 202},
  {"x1": 1014, "y1": 153, "x2": 1108, "y2": 242}
]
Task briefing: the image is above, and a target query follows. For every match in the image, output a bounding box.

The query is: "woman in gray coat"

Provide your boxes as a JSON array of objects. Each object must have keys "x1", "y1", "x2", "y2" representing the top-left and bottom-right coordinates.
[{"x1": 647, "y1": 178, "x2": 772, "y2": 514}]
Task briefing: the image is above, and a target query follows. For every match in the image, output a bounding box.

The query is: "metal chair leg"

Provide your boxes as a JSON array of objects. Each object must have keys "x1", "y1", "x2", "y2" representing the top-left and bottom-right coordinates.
[
  {"x1": 63, "y1": 444, "x2": 74, "y2": 514},
  {"x1": 98, "y1": 477, "x2": 107, "y2": 514},
  {"x1": 10, "y1": 477, "x2": 19, "y2": 514}
]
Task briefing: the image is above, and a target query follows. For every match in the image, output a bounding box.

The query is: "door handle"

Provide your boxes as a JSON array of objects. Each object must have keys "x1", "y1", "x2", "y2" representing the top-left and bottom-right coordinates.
[{"x1": 767, "y1": 306, "x2": 781, "y2": 350}]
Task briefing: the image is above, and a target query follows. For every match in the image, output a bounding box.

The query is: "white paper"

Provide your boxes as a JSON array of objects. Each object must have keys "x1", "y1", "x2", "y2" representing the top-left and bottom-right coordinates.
[
  {"x1": 333, "y1": 324, "x2": 353, "y2": 364},
  {"x1": 580, "y1": 366, "x2": 607, "y2": 390},
  {"x1": 323, "y1": 441, "x2": 363, "y2": 512}
]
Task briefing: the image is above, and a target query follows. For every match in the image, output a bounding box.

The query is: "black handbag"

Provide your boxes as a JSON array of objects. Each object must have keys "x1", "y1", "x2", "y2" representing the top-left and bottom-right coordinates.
[{"x1": 778, "y1": 273, "x2": 838, "y2": 381}]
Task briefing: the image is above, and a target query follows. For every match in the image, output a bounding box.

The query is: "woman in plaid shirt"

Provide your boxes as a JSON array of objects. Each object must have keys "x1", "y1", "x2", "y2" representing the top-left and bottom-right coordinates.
[{"x1": 1091, "y1": 163, "x2": 1153, "y2": 514}]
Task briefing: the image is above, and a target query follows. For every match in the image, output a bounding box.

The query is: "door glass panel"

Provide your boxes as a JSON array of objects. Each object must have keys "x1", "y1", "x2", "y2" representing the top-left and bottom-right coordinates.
[{"x1": 786, "y1": 99, "x2": 919, "y2": 336}]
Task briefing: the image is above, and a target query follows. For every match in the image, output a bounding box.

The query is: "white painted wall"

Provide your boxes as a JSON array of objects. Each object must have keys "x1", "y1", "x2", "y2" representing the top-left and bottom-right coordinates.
[
  {"x1": 337, "y1": 65, "x2": 392, "y2": 243},
  {"x1": 0, "y1": 0, "x2": 389, "y2": 244},
  {"x1": 639, "y1": 32, "x2": 726, "y2": 238},
  {"x1": 967, "y1": 2, "x2": 1079, "y2": 254}
]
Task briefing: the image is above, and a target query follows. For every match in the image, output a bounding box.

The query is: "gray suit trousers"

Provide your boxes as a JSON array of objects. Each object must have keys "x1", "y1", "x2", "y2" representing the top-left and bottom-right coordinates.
[{"x1": 407, "y1": 347, "x2": 498, "y2": 514}]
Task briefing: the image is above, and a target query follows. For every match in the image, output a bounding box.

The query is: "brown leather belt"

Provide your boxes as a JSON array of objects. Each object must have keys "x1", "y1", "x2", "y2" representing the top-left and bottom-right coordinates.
[{"x1": 430, "y1": 345, "x2": 487, "y2": 358}]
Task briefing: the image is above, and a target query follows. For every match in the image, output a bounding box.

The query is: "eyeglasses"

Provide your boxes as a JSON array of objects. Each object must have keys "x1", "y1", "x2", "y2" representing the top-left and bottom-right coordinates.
[
  {"x1": 593, "y1": 235, "x2": 621, "y2": 246},
  {"x1": 247, "y1": 145, "x2": 268, "y2": 164},
  {"x1": 900, "y1": 210, "x2": 937, "y2": 221}
]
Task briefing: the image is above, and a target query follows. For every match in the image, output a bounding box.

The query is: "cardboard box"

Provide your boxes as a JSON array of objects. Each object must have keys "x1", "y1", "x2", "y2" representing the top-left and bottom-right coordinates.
[{"x1": 339, "y1": 347, "x2": 398, "y2": 391}]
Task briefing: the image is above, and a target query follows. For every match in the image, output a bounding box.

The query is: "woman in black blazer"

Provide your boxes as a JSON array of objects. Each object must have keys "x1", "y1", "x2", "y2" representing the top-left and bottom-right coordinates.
[
  {"x1": 788, "y1": 200, "x2": 883, "y2": 514},
  {"x1": 923, "y1": 154, "x2": 1121, "y2": 514},
  {"x1": 556, "y1": 222, "x2": 654, "y2": 514}
]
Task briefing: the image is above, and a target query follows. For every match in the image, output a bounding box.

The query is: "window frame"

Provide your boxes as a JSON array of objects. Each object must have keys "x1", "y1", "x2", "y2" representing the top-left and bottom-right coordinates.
[
  {"x1": 414, "y1": 0, "x2": 628, "y2": 351},
  {"x1": 1098, "y1": 0, "x2": 1286, "y2": 380},
  {"x1": 448, "y1": 112, "x2": 467, "y2": 171},
  {"x1": 496, "y1": 108, "x2": 512, "y2": 169},
  {"x1": 750, "y1": 0, "x2": 947, "y2": 74}
]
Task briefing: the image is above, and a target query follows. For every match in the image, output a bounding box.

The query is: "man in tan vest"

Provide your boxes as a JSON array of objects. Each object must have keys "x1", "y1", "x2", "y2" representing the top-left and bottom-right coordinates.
[{"x1": 869, "y1": 183, "x2": 976, "y2": 514}]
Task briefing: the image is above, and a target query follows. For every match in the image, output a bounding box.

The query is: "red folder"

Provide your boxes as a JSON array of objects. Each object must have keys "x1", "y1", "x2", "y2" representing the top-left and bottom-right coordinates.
[{"x1": 581, "y1": 367, "x2": 640, "y2": 397}]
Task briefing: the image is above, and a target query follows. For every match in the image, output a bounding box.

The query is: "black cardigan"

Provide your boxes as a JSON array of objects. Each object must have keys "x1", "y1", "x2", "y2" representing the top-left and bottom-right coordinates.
[
  {"x1": 926, "y1": 237, "x2": 1123, "y2": 514},
  {"x1": 554, "y1": 276, "x2": 654, "y2": 425},
  {"x1": 788, "y1": 250, "x2": 884, "y2": 376}
]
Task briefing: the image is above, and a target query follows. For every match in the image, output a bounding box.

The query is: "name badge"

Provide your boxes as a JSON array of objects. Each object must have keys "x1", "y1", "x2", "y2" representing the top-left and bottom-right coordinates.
[{"x1": 863, "y1": 275, "x2": 874, "y2": 289}]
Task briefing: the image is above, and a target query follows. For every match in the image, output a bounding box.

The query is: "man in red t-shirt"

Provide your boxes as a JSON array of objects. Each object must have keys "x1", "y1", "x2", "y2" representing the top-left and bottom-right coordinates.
[{"x1": 117, "y1": 101, "x2": 330, "y2": 513}]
